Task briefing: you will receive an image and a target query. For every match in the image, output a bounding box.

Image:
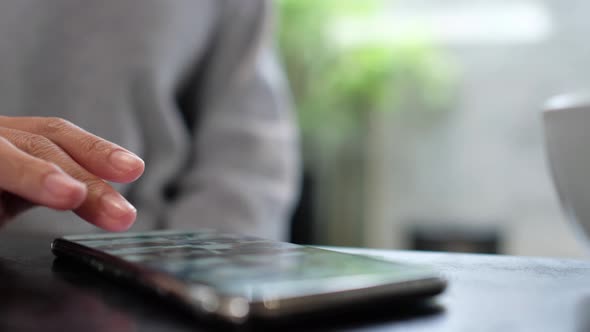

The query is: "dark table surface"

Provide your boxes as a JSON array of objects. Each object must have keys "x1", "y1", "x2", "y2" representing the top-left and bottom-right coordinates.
[{"x1": 1, "y1": 231, "x2": 590, "y2": 332}]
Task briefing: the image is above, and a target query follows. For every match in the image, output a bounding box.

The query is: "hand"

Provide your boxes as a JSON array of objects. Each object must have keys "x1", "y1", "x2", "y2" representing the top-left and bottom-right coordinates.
[{"x1": 0, "y1": 116, "x2": 145, "y2": 231}]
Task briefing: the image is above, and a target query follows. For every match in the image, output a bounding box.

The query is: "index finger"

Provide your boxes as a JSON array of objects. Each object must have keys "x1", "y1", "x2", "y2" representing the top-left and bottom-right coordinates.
[{"x1": 0, "y1": 116, "x2": 145, "y2": 183}]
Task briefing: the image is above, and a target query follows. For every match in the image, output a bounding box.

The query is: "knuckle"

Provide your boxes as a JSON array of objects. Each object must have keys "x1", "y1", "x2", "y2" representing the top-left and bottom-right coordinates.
[
  {"x1": 80, "y1": 136, "x2": 113, "y2": 154},
  {"x1": 42, "y1": 117, "x2": 75, "y2": 135},
  {"x1": 21, "y1": 134, "x2": 56, "y2": 158}
]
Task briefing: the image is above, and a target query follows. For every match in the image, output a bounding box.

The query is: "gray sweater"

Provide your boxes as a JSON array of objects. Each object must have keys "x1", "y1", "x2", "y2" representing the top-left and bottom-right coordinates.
[{"x1": 0, "y1": 0, "x2": 299, "y2": 240}]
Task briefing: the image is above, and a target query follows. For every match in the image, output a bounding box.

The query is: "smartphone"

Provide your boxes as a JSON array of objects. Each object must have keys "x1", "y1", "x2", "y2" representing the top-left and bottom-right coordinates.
[{"x1": 51, "y1": 230, "x2": 446, "y2": 324}]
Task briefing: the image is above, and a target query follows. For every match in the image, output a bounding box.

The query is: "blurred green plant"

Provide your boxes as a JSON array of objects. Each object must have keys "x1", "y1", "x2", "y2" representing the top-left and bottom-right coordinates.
[{"x1": 277, "y1": 0, "x2": 457, "y2": 148}]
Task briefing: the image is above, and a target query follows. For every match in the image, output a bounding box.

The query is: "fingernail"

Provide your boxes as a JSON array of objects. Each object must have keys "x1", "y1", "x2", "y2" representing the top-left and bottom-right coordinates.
[
  {"x1": 100, "y1": 193, "x2": 136, "y2": 220},
  {"x1": 44, "y1": 173, "x2": 85, "y2": 197},
  {"x1": 109, "y1": 150, "x2": 144, "y2": 173}
]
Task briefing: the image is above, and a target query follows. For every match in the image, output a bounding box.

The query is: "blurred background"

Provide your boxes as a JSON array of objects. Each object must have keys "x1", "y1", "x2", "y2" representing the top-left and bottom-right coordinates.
[{"x1": 278, "y1": 0, "x2": 590, "y2": 257}]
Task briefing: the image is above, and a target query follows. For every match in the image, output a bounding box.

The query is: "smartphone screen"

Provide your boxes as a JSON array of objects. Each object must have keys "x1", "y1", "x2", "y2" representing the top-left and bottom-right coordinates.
[{"x1": 52, "y1": 230, "x2": 446, "y2": 323}]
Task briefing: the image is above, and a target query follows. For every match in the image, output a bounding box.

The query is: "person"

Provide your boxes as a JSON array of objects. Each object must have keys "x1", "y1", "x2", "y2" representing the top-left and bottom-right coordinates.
[{"x1": 0, "y1": 0, "x2": 299, "y2": 240}]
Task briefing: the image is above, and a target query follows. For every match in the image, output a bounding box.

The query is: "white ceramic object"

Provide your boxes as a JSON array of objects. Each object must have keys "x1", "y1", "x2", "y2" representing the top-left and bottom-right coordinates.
[{"x1": 543, "y1": 93, "x2": 590, "y2": 243}]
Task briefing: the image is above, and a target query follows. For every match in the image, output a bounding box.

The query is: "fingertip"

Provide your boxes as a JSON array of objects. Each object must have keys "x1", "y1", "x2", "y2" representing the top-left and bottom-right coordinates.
[
  {"x1": 95, "y1": 210, "x2": 136, "y2": 232},
  {"x1": 76, "y1": 203, "x2": 137, "y2": 232},
  {"x1": 124, "y1": 160, "x2": 145, "y2": 183},
  {"x1": 69, "y1": 182, "x2": 88, "y2": 209},
  {"x1": 43, "y1": 173, "x2": 88, "y2": 210},
  {"x1": 108, "y1": 150, "x2": 145, "y2": 183},
  {"x1": 112, "y1": 207, "x2": 137, "y2": 232},
  {"x1": 91, "y1": 193, "x2": 137, "y2": 231}
]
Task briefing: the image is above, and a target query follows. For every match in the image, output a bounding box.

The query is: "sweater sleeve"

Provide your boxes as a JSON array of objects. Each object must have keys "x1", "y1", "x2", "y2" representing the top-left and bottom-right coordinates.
[{"x1": 165, "y1": 0, "x2": 300, "y2": 240}]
